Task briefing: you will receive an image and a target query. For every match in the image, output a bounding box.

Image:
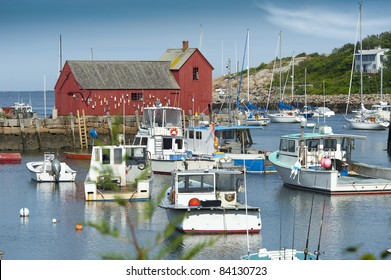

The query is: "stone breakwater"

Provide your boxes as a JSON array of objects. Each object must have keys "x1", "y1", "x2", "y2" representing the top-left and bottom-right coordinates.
[
  {"x1": 0, "y1": 115, "x2": 139, "y2": 151},
  {"x1": 212, "y1": 93, "x2": 391, "y2": 113}
]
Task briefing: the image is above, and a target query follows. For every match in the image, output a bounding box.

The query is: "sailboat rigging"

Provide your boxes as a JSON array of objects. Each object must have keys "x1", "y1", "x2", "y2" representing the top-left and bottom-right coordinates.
[{"x1": 344, "y1": 2, "x2": 389, "y2": 130}]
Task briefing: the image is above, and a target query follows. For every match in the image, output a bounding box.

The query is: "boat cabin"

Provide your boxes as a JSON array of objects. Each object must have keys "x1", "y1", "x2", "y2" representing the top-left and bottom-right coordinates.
[
  {"x1": 88, "y1": 145, "x2": 148, "y2": 187},
  {"x1": 278, "y1": 126, "x2": 366, "y2": 171},
  {"x1": 137, "y1": 106, "x2": 184, "y2": 137},
  {"x1": 185, "y1": 125, "x2": 259, "y2": 156},
  {"x1": 133, "y1": 105, "x2": 186, "y2": 160},
  {"x1": 170, "y1": 169, "x2": 243, "y2": 207}
]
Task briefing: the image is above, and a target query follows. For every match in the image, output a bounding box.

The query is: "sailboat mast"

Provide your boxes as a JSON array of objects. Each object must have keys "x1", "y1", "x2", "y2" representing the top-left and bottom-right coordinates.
[
  {"x1": 247, "y1": 29, "x2": 250, "y2": 101},
  {"x1": 359, "y1": 2, "x2": 363, "y2": 105},
  {"x1": 59, "y1": 34, "x2": 63, "y2": 77},
  {"x1": 291, "y1": 53, "x2": 295, "y2": 102},
  {"x1": 279, "y1": 31, "x2": 282, "y2": 101}
]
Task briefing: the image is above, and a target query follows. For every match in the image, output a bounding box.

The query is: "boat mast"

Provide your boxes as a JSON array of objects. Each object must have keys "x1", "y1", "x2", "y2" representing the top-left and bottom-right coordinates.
[
  {"x1": 291, "y1": 53, "x2": 295, "y2": 102},
  {"x1": 279, "y1": 30, "x2": 282, "y2": 102},
  {"x1": 247, "y1": 29, "x2": 250, "y2": 101},
  {"x1": 359, "y1": 2, "x2": 363, "y2": 106},
  {"x1": 59, "y1": 34, "x2": 63, "y2": 77}
]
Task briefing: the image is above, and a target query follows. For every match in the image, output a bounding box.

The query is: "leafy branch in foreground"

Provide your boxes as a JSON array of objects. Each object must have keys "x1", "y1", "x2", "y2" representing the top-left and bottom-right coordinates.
[{"x1": 87, "y1": 186, "x2": 218, "y2": 260}]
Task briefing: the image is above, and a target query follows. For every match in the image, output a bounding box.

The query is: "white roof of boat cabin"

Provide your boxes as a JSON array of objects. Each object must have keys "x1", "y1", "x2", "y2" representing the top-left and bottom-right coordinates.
[
  {"x1": 173, "y1": 169, "x2": 243, "y2": 175},
  {"x1": 143, "y1": 106, "x2": 183, "y2": 111},
  {"x1": 281, "y1": 132, "x2": 367, "y2": 140}
]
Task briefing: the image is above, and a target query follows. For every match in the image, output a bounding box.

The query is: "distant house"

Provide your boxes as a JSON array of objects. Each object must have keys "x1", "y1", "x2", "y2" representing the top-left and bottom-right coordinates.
[
  {"x1": 355, "y1": 46, "x2": 389, "y2": 74},
  {"x1": 54, "y1": 41, "x2": 213, "y2": 116}
]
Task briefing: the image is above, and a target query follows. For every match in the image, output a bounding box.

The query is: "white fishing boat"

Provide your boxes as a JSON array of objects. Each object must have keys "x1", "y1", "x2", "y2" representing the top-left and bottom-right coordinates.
[
  {"x1": 26, "y1": 152, "x2": 77, "y2": 182},
  {"x1": 159, "y1": 168, "x2": 262, "y2": 233},
  {"x1": 133, "y1": 102, "x2": 214, "y2": 175},
  {"x1": 84, "y1": 139, "x2": 153, "y2": 201},
  {"x1": 269, "y1": 120, "x2": 391, "y2": 194}
]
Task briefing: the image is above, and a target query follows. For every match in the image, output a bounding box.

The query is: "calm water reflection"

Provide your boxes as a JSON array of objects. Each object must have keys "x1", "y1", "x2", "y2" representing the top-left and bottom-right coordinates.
[{"x1": 1, "y1": 114, "x2": 391, "y2": 260}]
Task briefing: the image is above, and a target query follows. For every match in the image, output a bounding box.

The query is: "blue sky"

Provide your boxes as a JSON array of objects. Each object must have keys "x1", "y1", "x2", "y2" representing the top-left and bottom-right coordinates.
[{"x1": 1, "y1": 0, "x2": 390, "y2": 91}]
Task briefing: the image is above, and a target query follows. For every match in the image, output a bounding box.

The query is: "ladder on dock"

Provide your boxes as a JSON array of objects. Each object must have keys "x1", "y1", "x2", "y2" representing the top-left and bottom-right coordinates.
[{"x1": 77, "y1": 110, "x2": 88, "y2": 150}]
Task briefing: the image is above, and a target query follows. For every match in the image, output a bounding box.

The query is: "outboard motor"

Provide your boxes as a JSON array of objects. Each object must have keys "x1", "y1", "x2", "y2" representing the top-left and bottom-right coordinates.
[{"x1": 51, "y1": 159, "x2": 61, "y2": 182}]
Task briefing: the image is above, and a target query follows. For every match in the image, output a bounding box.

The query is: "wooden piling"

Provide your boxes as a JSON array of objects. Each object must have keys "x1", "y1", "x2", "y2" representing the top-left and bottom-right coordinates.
[
  {"x1": 69, "y1": 113, "x2": 75, "y2": 149},
  {"x1": 35, "y1": 118, "x2": 42, "y2": 150},
  {"x1": 19, "y1": 114, "x2": 26, "y2": 152}
]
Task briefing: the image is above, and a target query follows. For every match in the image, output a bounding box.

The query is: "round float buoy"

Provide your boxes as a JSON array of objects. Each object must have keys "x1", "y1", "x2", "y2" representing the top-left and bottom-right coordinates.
[
  {"x1": 19, "y1": 208, "x2": 29, "y2": 217},
  {"x1": 52, "y1": 218, "x2": 57, "y2": 224},
  {"x1": 188, "y1": 198, "x2": 201, "y2": 207},
  {"x1": 75, "y1": 223, "x2": 83, "y2": 230},
  {"x1": 321, "y1": 157, "x2": 332, "y2": 169}
]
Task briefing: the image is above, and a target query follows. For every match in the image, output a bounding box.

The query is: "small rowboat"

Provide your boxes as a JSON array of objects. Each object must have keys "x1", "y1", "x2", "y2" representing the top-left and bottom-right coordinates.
[
  {"x1": 64, "y1": 151, "x2": 91, "y2": 160},
  {"x1": 0, "y1": 153, "x2": 22, "y2": 164}
]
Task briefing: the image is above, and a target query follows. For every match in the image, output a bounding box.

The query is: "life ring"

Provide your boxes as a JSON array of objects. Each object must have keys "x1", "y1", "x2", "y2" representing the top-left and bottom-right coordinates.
[{"x1": 170, "y1": 128, "x2": 178, "y2": 136}]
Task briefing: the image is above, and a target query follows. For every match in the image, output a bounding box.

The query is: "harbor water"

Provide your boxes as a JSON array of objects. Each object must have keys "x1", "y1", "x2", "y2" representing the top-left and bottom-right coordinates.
[{"x1": 1, "y1": 92, "x2": 391, "y2": 260}]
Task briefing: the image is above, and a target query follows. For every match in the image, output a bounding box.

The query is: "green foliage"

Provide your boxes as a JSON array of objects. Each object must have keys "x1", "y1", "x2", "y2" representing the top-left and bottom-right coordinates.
[
  {"x1": 344, "y1": 245, "x2": 391, "y2": 260},
  {"x1": 87, "y1": 187, "x2": 219, "y2": 260},
  {"x1": 265, "y1": 31, "x2": 391, "y2": 96}
]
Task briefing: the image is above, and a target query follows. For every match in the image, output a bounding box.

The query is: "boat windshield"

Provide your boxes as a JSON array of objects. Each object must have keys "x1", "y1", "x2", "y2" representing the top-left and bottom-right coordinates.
[
  {"x1": 215, "y1": 173, "x2": 241, "y2": 192},
  {"x1": 177, "y1": 174, "x2": 214, "y2": 193},
  {"x1": 142, "y1": 108, "x2": 182, "y2": 128}
]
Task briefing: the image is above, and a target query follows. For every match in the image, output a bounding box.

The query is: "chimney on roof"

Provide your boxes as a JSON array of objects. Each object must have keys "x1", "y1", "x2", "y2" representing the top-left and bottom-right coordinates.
[{"x1": 182, "y1": 41, "x2": 189, "y2": 52}]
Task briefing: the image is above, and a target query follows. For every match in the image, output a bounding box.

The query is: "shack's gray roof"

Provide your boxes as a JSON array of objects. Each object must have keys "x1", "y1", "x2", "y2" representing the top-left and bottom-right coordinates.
[
  {"x1": 159, "y1": 48, "x2": 197, "y2": 70},
  {"x1": 67, "y1": 60, "x2": 180, "y2": 90}
]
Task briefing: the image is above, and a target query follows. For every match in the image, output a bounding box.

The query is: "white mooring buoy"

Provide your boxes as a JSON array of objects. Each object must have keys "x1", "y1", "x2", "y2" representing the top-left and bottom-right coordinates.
[{"x1": 19, "y1": 208, "x2": 30, "y2": 217}]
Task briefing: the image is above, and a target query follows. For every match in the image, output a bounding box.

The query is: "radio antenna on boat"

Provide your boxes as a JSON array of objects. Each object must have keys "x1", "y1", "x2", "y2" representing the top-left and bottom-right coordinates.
[{"x1": 304, "y1": 193, "x2": 314, "y2": 260}]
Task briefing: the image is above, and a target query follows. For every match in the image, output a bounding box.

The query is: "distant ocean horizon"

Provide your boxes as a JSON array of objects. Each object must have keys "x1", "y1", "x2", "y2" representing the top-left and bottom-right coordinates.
[{"x1": 0, "y1": 90, "x2": 55, "y2": 118}]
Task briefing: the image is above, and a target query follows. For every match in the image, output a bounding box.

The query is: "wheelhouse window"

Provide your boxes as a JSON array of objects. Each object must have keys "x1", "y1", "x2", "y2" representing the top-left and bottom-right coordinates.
[
  {"x1": 177, "y1": 174, "x2": 214, "y2": 193},
  {"x1": 131, "y1": 92, "x2": 143, "y2": 101},
  {"x1": 307, "y1": 139, "x2": 319, "y2": 151},
  {"x1": 114, "y1": 148, "x2": 122, "y2": 164},
  {"x1": 175, "y1": 139, "x2": 183, "y2": 149},
  {"x1": 196, "y1": 131, "x2": 202, "y2": 139},
  {"x1": 193, "y1": 67, "x2": 199, "y2": 80},
  {"x1": 280, "y1": 139, "x2": 296, "y2": 153},
  {"x1": 163, "y1": 138, "x2": 172, "y2": 149},
  {"x1": 324, "y1": 139, "x2": 337, "y2": 151},
  {"x1": 133, "y1": 137, "x2": 141, "y2": 145},
  {"x1": 102, "y1": 149, "x2": 110, "y2": 164}
]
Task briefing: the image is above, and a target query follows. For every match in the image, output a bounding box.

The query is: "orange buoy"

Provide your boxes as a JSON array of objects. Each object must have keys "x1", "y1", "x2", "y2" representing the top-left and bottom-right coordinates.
[
  {"x1": 188, "y1": 198, "x2": 201, "y2": 207},
  {"x1": 75, "y1": 223, "x2": 83, "y2": 230}
]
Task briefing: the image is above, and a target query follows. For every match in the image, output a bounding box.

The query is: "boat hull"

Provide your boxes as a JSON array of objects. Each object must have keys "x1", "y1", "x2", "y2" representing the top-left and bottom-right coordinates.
[
  {"x1": 26, "y1": 161, "x2": 77, "y2": 182},
  {"x1": 269, "y1": 151, "x2": 391, "y2": 194},
  {"x1": 346, "y1": 118, "x2": 387, "y2": 130},
  {"x1": 0, "y1": 153, "x2": 21, "y2": 164},
  {"x1": 64, "y1": 151, "x2": 91, "y2": 160},
  {"x1": 220, "y1": 153, "x2": 275, "y2": 173},
  {"x1": 161, "y1": 204, "x2": 262, "y2": 233},
  {"x1": 268, "y1": 114, "x2": 300, "y2": 123}
]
